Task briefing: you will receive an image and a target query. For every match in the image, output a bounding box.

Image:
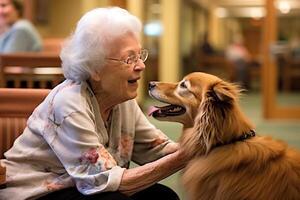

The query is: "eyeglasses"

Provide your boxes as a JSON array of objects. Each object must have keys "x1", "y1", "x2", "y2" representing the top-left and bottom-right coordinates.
[{"x1": 106, "y1": 49, "x2": 148, "y2": 65}]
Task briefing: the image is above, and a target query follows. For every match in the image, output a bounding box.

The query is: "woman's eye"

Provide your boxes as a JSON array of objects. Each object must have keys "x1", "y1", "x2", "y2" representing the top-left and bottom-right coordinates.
[
  {"x1": 180, "y1": 81, "x2": 187, "y2": 88},
  {"x1": 126, "y1": 55, "x2": 137, "y2": 64}
]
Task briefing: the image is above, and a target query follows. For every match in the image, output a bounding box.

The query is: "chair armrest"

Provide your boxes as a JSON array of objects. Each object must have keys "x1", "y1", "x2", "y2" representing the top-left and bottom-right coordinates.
[{"x1": 0, "y1": 163, "x2": 6, "y2": 188}]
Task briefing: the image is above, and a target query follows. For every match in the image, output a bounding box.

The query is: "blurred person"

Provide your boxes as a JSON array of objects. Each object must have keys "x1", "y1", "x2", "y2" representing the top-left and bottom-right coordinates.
[
  {"x1": 0, "y1": 0, "x2": 42, "y2": 52},
  {"x1": 200, "y1": 32, "x2": 215, "y2": 55},
  {"x1": 0, "y1": 7, "x2": 187, "y2": 200},
  {"x1": 225, "y1": 34, "x2": 251, "y2": 89},
  {"x1": 290, "y1": 34, "x2": 300, "y2": 61}
]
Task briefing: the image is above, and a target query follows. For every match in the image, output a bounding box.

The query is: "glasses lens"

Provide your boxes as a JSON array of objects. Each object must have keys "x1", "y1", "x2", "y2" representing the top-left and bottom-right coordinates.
[
  {"x1": 126, "y1": 55, "x2": 135, "y2": 65},
  {"x1": 140, "y1": 49, "x2": 148, "y2": 62},
  {"x1": 125, "y1": 49, "x2": 148, "y2": 65}
]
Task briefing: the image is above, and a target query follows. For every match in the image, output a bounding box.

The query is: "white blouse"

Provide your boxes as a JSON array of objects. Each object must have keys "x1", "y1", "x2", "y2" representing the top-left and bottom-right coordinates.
[{"x1": 0, "y1": 79, "x2": 176, "y2": 200}]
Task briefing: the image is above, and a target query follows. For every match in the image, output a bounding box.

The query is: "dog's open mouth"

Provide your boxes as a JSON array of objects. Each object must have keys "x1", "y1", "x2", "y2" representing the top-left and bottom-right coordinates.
[{"x1": 148, "y1": 104, "x2": 186, "y2": 117}]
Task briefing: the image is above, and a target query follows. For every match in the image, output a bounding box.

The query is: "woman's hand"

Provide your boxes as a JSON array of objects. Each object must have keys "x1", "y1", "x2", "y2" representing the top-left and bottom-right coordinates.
[{"x1": 118, "y1": 149, "x2": 187, "y2": 196}]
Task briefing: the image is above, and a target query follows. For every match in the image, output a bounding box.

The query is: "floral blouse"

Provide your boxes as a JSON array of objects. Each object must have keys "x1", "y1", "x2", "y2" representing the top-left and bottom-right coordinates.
[{"x1": 0, "y1": 79, "x2": 177, "y2": 200}]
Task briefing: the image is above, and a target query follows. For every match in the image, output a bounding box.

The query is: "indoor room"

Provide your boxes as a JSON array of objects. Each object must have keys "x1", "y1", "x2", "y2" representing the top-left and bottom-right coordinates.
[{"x1": 0, "y1": 0, "x2": 299, "y2": 199}]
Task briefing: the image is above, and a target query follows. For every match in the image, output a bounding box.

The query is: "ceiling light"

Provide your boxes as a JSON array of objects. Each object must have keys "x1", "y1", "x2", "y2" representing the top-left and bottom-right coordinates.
[
  {"x1": 215, "y1": 7, "x2": 228, "y2": 18},
  {"x1": 277, "y1": 1, "x2": 291, "y2": 14}
]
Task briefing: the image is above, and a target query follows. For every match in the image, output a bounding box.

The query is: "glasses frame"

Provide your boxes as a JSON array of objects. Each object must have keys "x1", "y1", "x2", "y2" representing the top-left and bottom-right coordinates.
[{"x1": 106, "y1": 49, "x2": 148, "y2": 65}]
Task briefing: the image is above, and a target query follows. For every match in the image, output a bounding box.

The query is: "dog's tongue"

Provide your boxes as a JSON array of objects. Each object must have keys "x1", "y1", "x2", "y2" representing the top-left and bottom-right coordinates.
[{"x1": 148, "y1": 106, "x2": 160, "y2": 116}]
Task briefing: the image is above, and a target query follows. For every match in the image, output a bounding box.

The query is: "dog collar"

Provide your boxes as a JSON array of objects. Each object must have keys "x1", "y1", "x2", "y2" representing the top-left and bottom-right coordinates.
[
  {"x1": 238, "y1": 129, "x2": 256, "y2": 140},
  {"x1": 216, "y1": 130, "x2": 256, "y2": 147}
]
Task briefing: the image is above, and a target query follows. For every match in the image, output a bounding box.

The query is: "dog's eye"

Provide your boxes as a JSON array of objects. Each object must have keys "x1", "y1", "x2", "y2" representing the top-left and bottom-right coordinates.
[{"x1": 180, "y1": 81, "x2": 187, "y2": 89}]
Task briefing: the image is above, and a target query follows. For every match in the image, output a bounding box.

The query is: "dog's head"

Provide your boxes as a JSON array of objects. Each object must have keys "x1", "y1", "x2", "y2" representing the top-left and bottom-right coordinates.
[
  {"x1": 148, "y1": 72, "x2": 239, "y2": 127},
  {"x1": 149, "y1": 72, "x2": 254, "y2": 154}
]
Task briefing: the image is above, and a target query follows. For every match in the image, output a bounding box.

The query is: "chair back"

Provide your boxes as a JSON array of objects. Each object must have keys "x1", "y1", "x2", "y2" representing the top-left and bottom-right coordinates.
[
  {"x1": 0, "y1": 53, "x2": 63, "y2": 88},
  {"x1": 0, "y1": 88, "x2": 50, "y2": 158},
  {"x1": 43, "y1": 38, "x2": 64, "y2": 53}
]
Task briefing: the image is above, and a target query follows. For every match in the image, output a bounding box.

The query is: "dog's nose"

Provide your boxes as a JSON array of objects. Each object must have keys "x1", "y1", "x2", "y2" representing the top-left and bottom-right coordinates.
[{"x1": 148, "y1": 81, "x2": 156, "y2": 91}]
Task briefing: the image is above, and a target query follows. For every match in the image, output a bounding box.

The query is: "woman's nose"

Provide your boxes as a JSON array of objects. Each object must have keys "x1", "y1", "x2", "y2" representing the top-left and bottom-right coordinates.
[{"x1": 133, "y1": 59, "x2": 146, "y2": 71}]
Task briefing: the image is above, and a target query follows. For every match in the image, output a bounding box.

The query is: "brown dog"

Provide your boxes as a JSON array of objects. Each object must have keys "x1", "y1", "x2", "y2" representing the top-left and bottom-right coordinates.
[{"x1": 148, "y1": 72, "x2": 300, "y2": 200}]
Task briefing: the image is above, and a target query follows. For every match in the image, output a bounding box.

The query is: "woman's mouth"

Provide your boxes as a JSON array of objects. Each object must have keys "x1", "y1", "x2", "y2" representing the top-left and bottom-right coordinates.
[{"x1": 128, "y1": 77, "x2": 140, "y2": 84}]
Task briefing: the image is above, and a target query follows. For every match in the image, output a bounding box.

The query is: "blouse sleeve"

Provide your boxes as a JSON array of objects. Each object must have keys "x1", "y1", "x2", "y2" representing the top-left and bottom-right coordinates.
[
  {"x1": 132, "y1": 102, "x2": 179, "y2": 165},
  {"x1": 48, "y1": 111, "x2": 125, "y2": 195}
]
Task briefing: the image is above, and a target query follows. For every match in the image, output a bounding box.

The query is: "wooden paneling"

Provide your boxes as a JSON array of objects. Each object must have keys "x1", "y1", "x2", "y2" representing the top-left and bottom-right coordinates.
[{"x1": 110, "y1": 0, "x2": 127, "y2": 8}]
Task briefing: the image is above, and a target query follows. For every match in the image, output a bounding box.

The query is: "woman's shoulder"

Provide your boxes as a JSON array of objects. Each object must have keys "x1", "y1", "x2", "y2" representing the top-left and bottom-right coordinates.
[
  {"x1": 12, "y1": 19, "x2": 35, "y2": 30},
  {"x1": 11, "y1": 20, "x2": 41, "y2": 40},
  {"x1": 29, "y1": 80, "x2": 96, "y2": 125},
  {"x1": 49, "y1": 80, "x2": 91, "y2": 112}
]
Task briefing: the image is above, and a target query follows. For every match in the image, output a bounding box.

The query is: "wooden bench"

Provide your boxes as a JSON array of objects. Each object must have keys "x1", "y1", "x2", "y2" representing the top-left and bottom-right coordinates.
[
  {"x1": 0, "y1": 53, "x2": 64, "y2": 88},
  {"x1": 43, "y1": 38, "x2": 64, "y2": 54},
  {"x1": 198, "y1": 53, "x2": 235, "y2": 81},
  {"x1": 0, "y1": 88, "x2": 50, "y2": 158},
  {"x1": 0, "y1": 88, "x2": 50, "y2": 187},
  {"x1": 0, "y1": 164, "x2": 5, "y2": 188},
  {"x1": 282, "y1": 58, "x2": 300, "y2": 91}
]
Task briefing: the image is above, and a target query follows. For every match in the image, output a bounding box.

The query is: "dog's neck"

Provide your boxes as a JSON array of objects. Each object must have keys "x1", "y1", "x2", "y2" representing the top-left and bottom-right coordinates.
[
  {"x1": 181, "y1": 104, "x2": 255, "y2": 157},
  {"x1": 215, "y1": 129, "x2": 256, "y2": 147}
]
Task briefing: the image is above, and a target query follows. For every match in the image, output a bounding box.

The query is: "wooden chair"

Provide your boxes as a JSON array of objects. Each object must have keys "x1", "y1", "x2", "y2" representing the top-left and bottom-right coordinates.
[
  {"x1": 282, "y1": 58, "x2": 300, "y2": 91},
  {"x1": 0, "y1": 88, "x2": 50, "y2": 187},
  {"x1": 0, "y1": 88, "x2": 50, "y2": 158},
  {"x1": 43, "y1": 38, "x2": 65, "y2": 53},
  {"x1": 198, "y1": 53, "x2": 235, "y2": 81},
  {"x1": 0, "y1": 163, "x2": 5, "y2": 188},
  {"x1": 0, "y1": 52, "x2": 64, "y2": 88}
]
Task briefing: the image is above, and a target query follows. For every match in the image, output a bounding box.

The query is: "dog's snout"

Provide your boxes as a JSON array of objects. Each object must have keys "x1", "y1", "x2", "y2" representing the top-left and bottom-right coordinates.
[{"x1": 149, "y1": 81, "x2": 156, "y2": 91}]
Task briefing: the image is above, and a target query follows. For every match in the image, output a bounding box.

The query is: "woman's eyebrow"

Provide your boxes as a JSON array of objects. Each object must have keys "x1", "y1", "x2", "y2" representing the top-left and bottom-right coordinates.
[
  {"x1": 124, "y1": 49, "x2": 141, "y2": 57},
  {"x1": 118, "y1": 46, "x2": 142, "y2": 57}
]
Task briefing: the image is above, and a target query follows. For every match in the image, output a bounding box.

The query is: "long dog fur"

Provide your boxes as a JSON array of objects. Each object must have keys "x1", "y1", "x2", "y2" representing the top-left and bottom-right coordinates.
[{"x1": 149, "y1": 72, "x2": 300, "y2": 200}]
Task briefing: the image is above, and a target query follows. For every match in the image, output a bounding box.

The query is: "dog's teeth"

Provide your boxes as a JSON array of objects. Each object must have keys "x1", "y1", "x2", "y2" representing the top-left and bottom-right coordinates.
[
  {"x1": 170, "y1": 107, "x2": 181, "y2": 112},
  {"x1": 174, "y1": 107, "x2": 181, "y2": 112}
]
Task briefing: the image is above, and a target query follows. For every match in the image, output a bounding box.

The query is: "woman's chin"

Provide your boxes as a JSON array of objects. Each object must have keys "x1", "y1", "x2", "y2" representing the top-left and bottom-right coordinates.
[
  {"x1": 119, "y1": 92, "x2": 137, "y2": 102},
  {"x1": 128, "y1": 91, "x2": 138, "y2": 100},
  {"x1": 129, "y1": 81, "x2": 138, "y2": 89},
  {"x1": 127, "y1": 83, "x2": 138, "y2": 98}
]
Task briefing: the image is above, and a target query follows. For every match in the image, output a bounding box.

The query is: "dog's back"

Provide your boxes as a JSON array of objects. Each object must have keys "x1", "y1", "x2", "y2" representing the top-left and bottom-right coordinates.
[{"x1": 182, "y1": 136, "x2": 300, "y2": 200}]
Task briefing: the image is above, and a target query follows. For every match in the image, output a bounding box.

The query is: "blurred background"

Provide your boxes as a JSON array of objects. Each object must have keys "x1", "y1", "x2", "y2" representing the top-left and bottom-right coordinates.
[
  {"x1": 7, "y1": 0, "x2": 299, "y2": 118},
  {"x1": 1, "y1": 0, "x2": 300, "y2": 199}
]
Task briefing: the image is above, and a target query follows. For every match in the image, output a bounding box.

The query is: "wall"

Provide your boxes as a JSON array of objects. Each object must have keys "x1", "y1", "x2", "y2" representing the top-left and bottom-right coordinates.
[{"x1": 36, "y1": 0, "x2": 110, "y2": 38}]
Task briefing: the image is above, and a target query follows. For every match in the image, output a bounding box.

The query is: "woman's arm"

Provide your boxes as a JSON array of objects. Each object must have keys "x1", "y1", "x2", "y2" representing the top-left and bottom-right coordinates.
[{"x1": 119, "y1": 149, "x2": 187, "y2": 196}]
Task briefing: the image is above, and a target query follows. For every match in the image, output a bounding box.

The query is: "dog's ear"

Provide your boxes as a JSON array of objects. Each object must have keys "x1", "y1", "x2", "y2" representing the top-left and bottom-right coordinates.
[
  {"x1": 208, "y1": 81, "x2": 240, "y2": 105},
  {"x1": 193, "y1": 81, "x2": 241, "y2": 155}
]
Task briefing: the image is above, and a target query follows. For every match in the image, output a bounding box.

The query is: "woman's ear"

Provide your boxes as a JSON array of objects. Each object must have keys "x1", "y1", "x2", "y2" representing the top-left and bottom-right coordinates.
[{"x1": 90, "y1": 71, "x2": 101, "y2": 81}]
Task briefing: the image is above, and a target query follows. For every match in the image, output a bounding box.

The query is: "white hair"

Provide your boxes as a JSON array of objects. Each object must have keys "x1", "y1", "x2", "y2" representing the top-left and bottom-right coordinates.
[{"x1": 60, "y1": 7, "x2": 142, "y2": 81}]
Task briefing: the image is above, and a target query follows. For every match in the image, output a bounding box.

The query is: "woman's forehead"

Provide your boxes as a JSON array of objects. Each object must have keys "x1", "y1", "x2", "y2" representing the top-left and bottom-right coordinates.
[{"x1": 107, "y1": 35, "x2": 141, "y2": 56}]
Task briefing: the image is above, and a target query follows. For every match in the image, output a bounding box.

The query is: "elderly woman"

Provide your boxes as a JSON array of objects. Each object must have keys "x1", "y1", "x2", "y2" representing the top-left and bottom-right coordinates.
[{"x1": 0, "y1": 7, "x2": 187, "y2": 200}]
